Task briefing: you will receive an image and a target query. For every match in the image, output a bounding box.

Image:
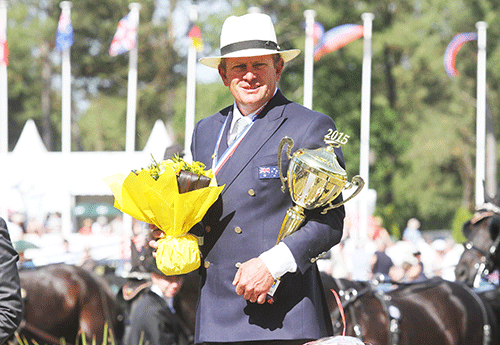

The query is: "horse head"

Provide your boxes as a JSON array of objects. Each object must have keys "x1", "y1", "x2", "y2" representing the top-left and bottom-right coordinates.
[{"x1": 455, "y1": 205, "x2": 500, "y2": 287}]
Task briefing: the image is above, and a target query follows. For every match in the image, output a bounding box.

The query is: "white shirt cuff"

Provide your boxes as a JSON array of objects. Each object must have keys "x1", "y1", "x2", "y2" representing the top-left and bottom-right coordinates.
[{"x1": 259, "y1": 242, "x2": 297, "y2": 279}]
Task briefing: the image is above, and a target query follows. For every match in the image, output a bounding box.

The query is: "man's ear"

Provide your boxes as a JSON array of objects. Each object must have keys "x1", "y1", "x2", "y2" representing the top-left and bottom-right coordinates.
[{"x1": 276, "y1": 58, "x2": 284, "y2": 81}]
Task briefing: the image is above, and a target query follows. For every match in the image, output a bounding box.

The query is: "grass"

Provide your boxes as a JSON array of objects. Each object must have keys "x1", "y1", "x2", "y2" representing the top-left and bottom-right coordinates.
[{"x1": 9, "y1": 323, "x2": 121, "y2": 345}]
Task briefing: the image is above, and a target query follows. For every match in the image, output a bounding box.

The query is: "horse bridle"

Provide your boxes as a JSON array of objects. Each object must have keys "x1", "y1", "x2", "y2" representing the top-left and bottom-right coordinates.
[
  {"x1": 464, "y1": 204, "x2": 500, "y2": 288},
  {"x1": 332, "y1": 278, "x2": 399, "y2": 345}
]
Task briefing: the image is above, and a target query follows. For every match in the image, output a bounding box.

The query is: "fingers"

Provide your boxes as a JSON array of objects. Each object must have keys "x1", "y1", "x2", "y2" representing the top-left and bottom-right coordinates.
[
  {"x1": 233, "y1": 258, "x2": 274, "y2": 304},
  {"x1": 256, "y1": 292, "x2": 267, "y2": 304},
  {"x1": 151, "y1": 229, "x2": 164, "y2": 239},
  {"x1": 148, "y1": 224, "x2": 164, "y2": 258}
]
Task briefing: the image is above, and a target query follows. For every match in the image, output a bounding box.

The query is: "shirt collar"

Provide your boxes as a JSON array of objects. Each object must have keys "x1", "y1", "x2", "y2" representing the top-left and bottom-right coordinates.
[{"x1": 231, "y1": 87, "x2": 278, "y2": 129}]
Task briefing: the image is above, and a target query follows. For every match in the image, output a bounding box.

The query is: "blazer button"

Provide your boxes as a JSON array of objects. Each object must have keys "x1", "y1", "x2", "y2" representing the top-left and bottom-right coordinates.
[
  {"x1": 248, "y1": 189, "x2": 256, "y2": 196},
  {"x1": 204, "y1": 261, "x2": 211, "y2": 269},
  {"x1": 234, "y1": 226, "x2": 242, "y2": 234},
  {"x1": 205, "y1": 225, "x2": 211, "y2": 233}
]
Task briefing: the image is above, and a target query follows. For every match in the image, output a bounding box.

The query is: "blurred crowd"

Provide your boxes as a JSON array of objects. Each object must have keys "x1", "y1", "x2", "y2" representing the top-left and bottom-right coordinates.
[
  {"x1": 5, "y1": 209, "x2": 468, "y2": 284},
  {"x1": 317, "y1": 216, "x2": 466, "y2": 283},
  {"x1": 4, "y1": 211, "x2": 131, "y2": 273}
]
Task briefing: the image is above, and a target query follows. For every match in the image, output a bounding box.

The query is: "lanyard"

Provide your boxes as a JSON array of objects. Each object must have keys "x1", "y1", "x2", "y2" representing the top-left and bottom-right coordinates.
[{"x1": 211, "y1": 111, "x2": 259, "y2": 176}]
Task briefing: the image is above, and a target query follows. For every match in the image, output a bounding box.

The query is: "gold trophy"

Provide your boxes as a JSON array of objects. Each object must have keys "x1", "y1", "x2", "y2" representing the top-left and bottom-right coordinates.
[{"x1": 266, "y1": 130, "x2": 364, "y2": 303}]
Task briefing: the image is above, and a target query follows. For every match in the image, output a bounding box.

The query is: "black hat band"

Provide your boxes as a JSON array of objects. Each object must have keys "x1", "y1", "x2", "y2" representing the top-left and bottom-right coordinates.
[{"x1": 221, "y1": 40, "x2": 280, "y2": 56}]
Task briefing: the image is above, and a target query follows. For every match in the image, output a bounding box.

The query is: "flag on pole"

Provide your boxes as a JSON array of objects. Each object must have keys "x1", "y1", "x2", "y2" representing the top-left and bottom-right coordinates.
[
  {"x1": 312, "y1": 22, "x2": 324, "y2": 45},
  {"x1": 0, "y1": 39, "x2": 7, "y2": 65},
  {"x1": 443, "y1": 32, "x2": 477, "y2": 77},
  {"x1": 55, "y1": 10, "x2": 73, "y2": 51},
  {"x1": 109, "y1": 12, "x2": 138, "y2": 56},
  {"x1": 188, "y1": 24, "x2": 203, "y2": 52},
  {"x1": 314, "y1": 24, "x2": 364, "y2": 61}
]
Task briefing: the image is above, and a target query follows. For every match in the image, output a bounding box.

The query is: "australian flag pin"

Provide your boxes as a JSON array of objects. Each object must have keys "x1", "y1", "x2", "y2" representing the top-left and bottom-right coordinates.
[{"x1": 259, "y1": 166, "x2": 279, "y2": 179}]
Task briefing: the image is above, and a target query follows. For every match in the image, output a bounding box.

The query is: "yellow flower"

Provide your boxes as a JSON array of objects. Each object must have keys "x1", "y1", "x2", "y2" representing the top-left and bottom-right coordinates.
[
  {"x1": 104, "y1": 156, "x2": 224, "y2": 275},
  {"x1": 144, "y1": 154, "x2": 208, "y2": 181}
]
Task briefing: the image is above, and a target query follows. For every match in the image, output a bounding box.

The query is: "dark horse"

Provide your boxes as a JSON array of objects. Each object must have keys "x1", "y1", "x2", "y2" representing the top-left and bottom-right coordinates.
[
  {"x1": 13, "y1": 264, "x2": 124, "y2": 345},
  {"x1": 453, "y1": 203, "x2": 500, "y2": 345},
  {"x1": 321, "y1": 272, "x2": 496, "y2": 345},
  {"x1": 455, "y1": 203, "x2": 500, "y2": 287}
]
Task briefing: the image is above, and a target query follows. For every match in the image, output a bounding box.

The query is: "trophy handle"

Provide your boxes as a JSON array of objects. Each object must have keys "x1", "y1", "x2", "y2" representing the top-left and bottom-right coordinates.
[
  {"x1": 278, "y1": 137, "x2": 295, "y2": 193},
  {"x1": 321, "y1": 175, "x2": 365, "y2": 214}
]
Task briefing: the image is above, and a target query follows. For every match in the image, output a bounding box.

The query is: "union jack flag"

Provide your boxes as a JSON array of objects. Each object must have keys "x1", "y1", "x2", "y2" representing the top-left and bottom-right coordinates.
[
  {"x1": 55, "y1": 10, "x2": 73, "y2": 51},
  {"x1": 109, "y1": 12, "x2": 138, "y2": 56},
  {"x1": 259, "y1": 166, "x2": 279, "y2": 179}
]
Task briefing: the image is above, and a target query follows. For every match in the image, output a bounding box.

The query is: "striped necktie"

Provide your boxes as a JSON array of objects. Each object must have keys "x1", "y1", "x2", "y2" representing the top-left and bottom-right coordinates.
[{"x1": 227, "y1": 117, "x2": 247, "y2": 145}]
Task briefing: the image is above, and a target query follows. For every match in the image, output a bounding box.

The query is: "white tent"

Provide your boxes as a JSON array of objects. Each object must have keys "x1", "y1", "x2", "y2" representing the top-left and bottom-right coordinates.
[
  {"x1": 1, "y1": 120, "x2": 175, "y2": 234},
  {"x1": 142, "y1": 119, "x2": 174, "y2": 161},
  {"x1": 12, "y1": 119, "x2": 48, "y2": 154}
]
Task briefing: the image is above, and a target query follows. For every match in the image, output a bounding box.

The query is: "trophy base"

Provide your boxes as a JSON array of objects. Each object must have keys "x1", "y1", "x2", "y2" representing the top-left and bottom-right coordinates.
[{"x1": 276, "y1": 205, "x2": 305, "y2": 244}]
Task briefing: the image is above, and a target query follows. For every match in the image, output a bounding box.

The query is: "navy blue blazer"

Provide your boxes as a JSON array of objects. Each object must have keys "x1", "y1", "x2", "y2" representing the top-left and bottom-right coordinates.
[{"x1": 191, "y1": 90, "x2": 345, "y2": 343}]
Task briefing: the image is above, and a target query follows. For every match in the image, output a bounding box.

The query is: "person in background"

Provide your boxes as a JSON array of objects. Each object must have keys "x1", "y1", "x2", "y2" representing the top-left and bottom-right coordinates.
[
  {"x1": 78, "y1": 218, "x2": 93, "y2": 235},
  {"x1": 405, "y1": 250, "x2": 427, "y2": 282},
  {"x1": 402, "y1": 218, "x2": 422, "y2": 245},
  {"x1": 123, "y1": 256, "x2": 193, "y2": 345},
  {"x1": 0, "y1": 217, "x2": 24, "y2": 344},
  {"x1": 78, "y1": 246, "x2": 96, "y2": 272},
  {"x1": 151, "y1": 12, "x2": 345, "y2": 344},
  {"x1": 370, "y1": 237, "x2": 394, "y2": 282}
]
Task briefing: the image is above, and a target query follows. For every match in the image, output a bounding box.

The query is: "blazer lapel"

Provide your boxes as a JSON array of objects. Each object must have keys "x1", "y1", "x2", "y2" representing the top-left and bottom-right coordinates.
[{"x1": 216, "y1": 91, "x2": 290, "y2": 192}]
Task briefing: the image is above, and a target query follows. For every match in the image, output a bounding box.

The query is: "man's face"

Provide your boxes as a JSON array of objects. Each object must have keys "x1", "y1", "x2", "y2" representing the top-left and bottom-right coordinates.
[
  {"x1": 219, "y1": 54, "x2": 284, "y2": 116},
  {"x1": 153, "y1": 273, "x2": 184, "y2": 298}
]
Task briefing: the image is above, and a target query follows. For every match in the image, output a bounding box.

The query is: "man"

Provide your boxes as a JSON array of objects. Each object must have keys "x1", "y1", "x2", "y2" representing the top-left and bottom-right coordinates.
[
  {"x1": 152, "y1": 12, "x2": 345, "y2": 344},
  {"x1": 123, "y1": 255, "x2": 193, "y2": 345},
  {"x1": 0, "y1": 217, "x2": 23, "y2": 344}
]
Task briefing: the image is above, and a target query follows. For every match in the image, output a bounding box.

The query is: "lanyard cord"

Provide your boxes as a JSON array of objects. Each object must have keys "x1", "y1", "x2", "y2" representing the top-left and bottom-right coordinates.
[{"x1": 211, "y1": 111, "x2": 259, "y2": 176}]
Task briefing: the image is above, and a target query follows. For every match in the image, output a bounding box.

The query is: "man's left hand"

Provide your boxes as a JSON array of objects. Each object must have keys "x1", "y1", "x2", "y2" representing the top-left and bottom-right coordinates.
[{"x1": 232, "y1": 258, "x2": 274, "y2": 304}]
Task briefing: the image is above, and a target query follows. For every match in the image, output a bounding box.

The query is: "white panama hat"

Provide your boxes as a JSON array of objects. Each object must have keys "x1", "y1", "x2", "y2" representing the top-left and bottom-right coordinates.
[{"x1": 199, "y1": 13, "x2": 301, "y2": 69}]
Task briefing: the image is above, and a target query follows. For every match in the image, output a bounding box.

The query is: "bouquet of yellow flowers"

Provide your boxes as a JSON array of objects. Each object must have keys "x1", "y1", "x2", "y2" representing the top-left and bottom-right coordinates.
[{"x1": 104, "y1": 155, "x2": 224, "y2": 275}]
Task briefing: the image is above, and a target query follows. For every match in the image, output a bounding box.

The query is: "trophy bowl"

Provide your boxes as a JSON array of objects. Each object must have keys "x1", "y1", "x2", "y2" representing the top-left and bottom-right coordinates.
[
  {"x1": 286, "y1": 147, "x2": 348, "y2": 210},
  {"x1": 276, "y1": 131, "x2": 364, "y2": 243}
]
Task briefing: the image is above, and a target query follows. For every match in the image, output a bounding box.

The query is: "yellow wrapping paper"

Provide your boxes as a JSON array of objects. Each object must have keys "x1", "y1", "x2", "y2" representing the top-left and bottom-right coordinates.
[{"x1": 104, "y1": 165, "x2": 223, "y2": 275}]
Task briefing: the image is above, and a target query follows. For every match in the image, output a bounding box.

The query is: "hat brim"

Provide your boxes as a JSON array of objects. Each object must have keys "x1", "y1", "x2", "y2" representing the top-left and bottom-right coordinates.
[{"x1": 199, "y1": 48, "x2": 301, "y2": 68}]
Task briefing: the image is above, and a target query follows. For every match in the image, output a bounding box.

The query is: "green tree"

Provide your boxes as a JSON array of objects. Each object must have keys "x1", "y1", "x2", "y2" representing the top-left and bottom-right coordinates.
[{"x1": 6, "y1": 0, "x2": 500, "y2": 230}]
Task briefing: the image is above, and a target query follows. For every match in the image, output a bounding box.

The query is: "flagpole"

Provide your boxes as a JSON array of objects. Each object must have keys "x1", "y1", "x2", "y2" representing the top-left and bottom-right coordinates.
[
  {"x1": 121, "y1": 3, "x2": 141, "y2": 237},
  {"x1": 0, "y1": 0, "x2": 7, "y2": 155},
  {"x1": 184, "y1": 4, "x2": 198, "y2": 163},
  {"x1": 125, "y1": 2, "x2": 141, "y2": 153},
  {"x1": 358, "y1": 12, "x2": 374, "y2": 242},
  {"x1": 60, "y1": 1, "x2": 72, "y2": 154},
  {"x1": 58, "y1": 1, "x2": 73, "y2": 236},
  {"x1": 303, "y1": 9, "x2": 316, "y2": 110},
  {"x1": 475, "y1": 21, "x2": 487, "y2": 207}
]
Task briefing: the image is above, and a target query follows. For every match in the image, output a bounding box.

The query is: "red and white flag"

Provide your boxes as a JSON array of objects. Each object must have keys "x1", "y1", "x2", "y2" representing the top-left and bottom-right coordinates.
[
  {"x1": 0, "y1": 39, "x2": 7, "y2": 66},
  {"x1": 109, "y1": 12, "x2": 138, "y2": 56}
]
